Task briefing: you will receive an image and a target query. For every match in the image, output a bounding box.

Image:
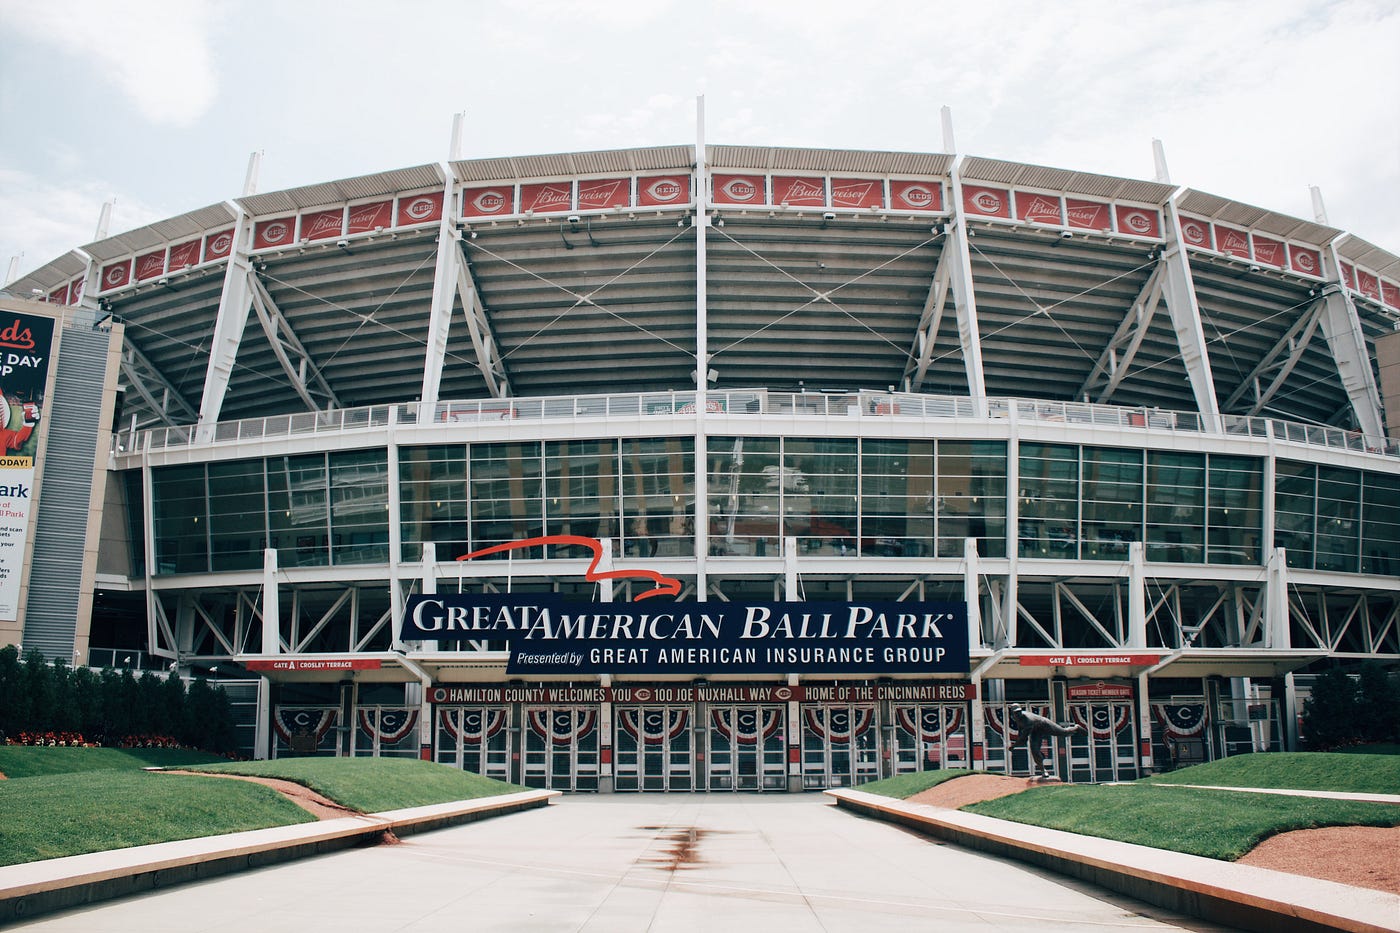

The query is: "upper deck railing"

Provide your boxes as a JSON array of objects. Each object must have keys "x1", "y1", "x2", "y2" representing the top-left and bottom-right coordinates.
[{"x1": 113, "y1": 388, "x2": 1400, "y2": 461}]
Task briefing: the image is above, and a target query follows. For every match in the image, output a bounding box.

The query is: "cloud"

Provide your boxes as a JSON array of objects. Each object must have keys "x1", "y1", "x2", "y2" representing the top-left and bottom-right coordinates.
[{"x1": 0, "y1": 0, "x2": 221, "y2": 126}]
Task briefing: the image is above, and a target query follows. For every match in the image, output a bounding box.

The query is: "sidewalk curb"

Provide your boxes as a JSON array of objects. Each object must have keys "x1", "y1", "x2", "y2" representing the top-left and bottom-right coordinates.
[
  {"x1": 826, "y1": 788, "x2": 1400, "y2": 933},
  {"x1": 0, "y1": 789, "x2": 558, "y2": 925}
]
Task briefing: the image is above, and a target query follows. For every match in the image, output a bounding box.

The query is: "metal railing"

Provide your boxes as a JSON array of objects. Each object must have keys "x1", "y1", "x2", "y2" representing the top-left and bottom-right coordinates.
[{"x1": 114, "y1": 388, "x2": 1400, "y2": 460}]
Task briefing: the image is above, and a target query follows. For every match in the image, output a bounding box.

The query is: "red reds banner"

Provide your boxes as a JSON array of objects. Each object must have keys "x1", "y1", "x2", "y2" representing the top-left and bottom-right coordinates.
[
  {"x1": 254, "y1": 217, "x2": 295, "y2": 249},
  {"x1": 962, "y1": 184, "x2": 1011, "y2": 218},
  {"x1": 578, "y1": 177, "x2": 631, "y2": 210},
  {"x1": 1382, "y1": 280, "x2": 1400, "y2": 309},
  {"x1": 168, "y1": 239, "x2": 200, "y2": 271},
  {"x1": 1252, "y1": 235, "x2": 1285, "y2": 267},
  {"x1": 398, "y1": 192, "x2": 443, "y2": 226},
  {"x1": 637, "y1": 174, "x2": 690, "y2": 207},
  {"x1": 1215, "y1": 225, "x2": 1250, "y2": 259},
  {"x1": 1289, "y1": 245, "x2": 1321, "y2": 276},
  {"x1": 204, "y1": 229, "x2": 235, "y2": 262},
  {"x1": 1016, "y1": 191, "x2": 1062, "y2": 225},
  {"x1": 302, "y1": 208, "x2": 344, "y2": 242},
  {"x1": 463, "y1": 185, "x2": 514, "y2": 218},
  {"x1": 1178, "y1": 216, "x2": 1211, "y2": 248},
  {"x1": 134, "y1": 250, "x2": 165, "y2": 281},
  {"x1": 346, "y1": 200, "x2": 392, "y2": 233},
  {"x1": 69, "y1": 278, "x2": 84, "y2": 304},
  {"x1": 831, "y1": 178, "x2": 882, "y2": 210},
  {"x1": 889, "y1": 180, "x2": 942, "y2": 212},
  {"x1": 100, "y1": 260, "x2": 131, "y2": 290},
  {"x1": 520, "y1": 181, "x2": 573, "y2": 214},
  {"x1": 1115, "y1": 205, "x2": 1161, "y2": 239},
  {"x1": 713, "y1": 174, "x2": 765, "y2": 206},
  {"x1": 771, "y1": 175, "x2": 827, "y2": 207},
  {"x1": 1357, "y1": 270, "x2": 1380, "y2": 300},
  {"x1": 1065, "y1": 198, "x2": 1111, "y2": 231}
]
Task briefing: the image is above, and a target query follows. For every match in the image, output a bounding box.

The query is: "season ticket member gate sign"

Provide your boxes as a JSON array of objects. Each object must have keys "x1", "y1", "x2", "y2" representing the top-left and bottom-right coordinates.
[{"x1": 402, "y1": 595, "x2": 968, "y2": 675}]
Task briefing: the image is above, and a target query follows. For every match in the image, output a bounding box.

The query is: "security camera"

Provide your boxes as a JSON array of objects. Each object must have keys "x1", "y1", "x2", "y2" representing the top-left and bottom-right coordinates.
[
  {"x1": 822, "y1": 211, "x2": 836, "y2": 221},
  {"x1": 1060, "y1": 230, "x2": 1073, "y2": 239},
  {"x1": 567, "y1": 215, "x2": 581, "y2": 224}
]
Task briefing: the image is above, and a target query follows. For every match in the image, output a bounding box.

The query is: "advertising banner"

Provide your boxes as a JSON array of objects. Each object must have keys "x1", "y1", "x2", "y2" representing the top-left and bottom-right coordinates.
[
  {"x1": 771, "y1": 176, "x2": 827, "y2": 207},
  {"x1": 520, "y1": 182, "x2": 573, "y2": 214},
  {"x1": 1252, "y1": 235, "x2": 1285, "y2": 267},
  {"x1": 962, "y1": 185, "x2": 1011, "y2": 219},
  {"x1": 1215, "y1": 225, "x2": 1250, "y2": 259},
  {"x1": 1016, "y1": 192, "x2": 1062, "y2": 225},
  {"x1": 889, "y1": 180, "x2": 942, "y2": 212},
  {"x1": 0, "y1": 310, "x2": 55, "y2": 621},
  {"x1": 402, "y1": 594, "x2": 969, "y2": 676},
  {"x1": 1065, "y1": 198, "x2": 1111, "y2": 231},
  {"x1": 637, "y1": 175, "x2": 690, "y2": 207},
  {"x1": 301, "y1": 208, "x2": 344, "y2": 241},
  {"x1": 347, "y1": 200, "x2": 393, "y2": 234},
  {"x1": 167, "y1": 239, "x2": 201, "y2": 271},
  {"x1": 134, "y1": 250, "x2": 166, "y2": 281},
  {"x1": 578, "y1": 178, "x2": 631, "y2": 210},
  {"x1": 831, "y1": 178, "x2": 883, "y2": 210}
]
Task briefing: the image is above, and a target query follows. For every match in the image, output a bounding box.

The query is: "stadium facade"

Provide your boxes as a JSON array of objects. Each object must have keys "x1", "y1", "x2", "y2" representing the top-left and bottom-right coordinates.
[{"x1": 5, "y1": 132, "x2": 1400, "y2": 791}]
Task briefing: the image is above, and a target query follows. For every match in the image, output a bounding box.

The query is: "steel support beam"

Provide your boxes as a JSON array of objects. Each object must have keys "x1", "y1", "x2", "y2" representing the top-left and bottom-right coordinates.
[
  {"x1": 420, "y1": 171, "x2": 461, "y2": 414},
  {"x1": 903, "y1": 235, "x2": 955, "y2": 392},
  {"x1": 944, "y1": 158, "x2": 989, "y2": 418},
  {"x1": 119, "y1": 339, "x2": 200, "y2": 428},
  {"x1": 249, "y1": 274, "x2": 340, "y2": 412},
  {"x1": 1076, "y1": 264, "x2": 1165, "y2": 403},
  {"x1": 1161, "y1": 196, "x2": 1222, "y2": 431},
  {"x1": 1320, "y1": 239, "x2": 1385, "y2": 437},
  {"x1": 1222, "y1": 297, "x2": 1325, "y2": 414},
  {"x1": 198, "y1": 208, "x2": 254, "y2": 439},
  {"x1": 455, "y1": 244, "x2": 512, "y2": 399}
]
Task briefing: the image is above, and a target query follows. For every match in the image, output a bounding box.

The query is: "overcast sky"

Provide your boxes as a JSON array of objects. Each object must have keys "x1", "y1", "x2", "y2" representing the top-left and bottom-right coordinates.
[{"x1": 2, "y1": 0, "x2": 1396, "y2": 283}]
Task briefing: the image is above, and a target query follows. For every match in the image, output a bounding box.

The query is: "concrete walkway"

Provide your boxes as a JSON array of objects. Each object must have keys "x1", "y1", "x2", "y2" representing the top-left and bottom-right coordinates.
[{"x1": 7, "y1": 793, "x2": 1239, "y2": 932}]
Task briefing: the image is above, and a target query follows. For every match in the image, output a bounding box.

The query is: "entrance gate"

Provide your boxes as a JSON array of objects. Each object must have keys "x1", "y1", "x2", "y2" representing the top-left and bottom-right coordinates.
[
  {"x1": 354, "y1": 706, "x2": 420, "y2": 758},
  {"x1": 523, "y1": 706, "x2": 600, "y2": 791},
  {"x1": 891, "y1": 703, "x2": 970, "y2": 774},
  {"x1": 801, "y1": 703, "x2": 878, "y2": 788},
  {"x1": 707, "y1": 705, "x2": 786, "y2": 791},
  {"x1": 1067, "y1": 700, "x2": 1138, "y2": 782},
  {"x1": 614, "y1": 706, "x2": 693, "y2": 791},
  {"x1": 435, "y1": 706, "x2": 511, "y2": 781}
]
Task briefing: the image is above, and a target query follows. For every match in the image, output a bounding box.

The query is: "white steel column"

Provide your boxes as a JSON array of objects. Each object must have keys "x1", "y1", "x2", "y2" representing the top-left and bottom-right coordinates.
[
  {"x1": 198, "y1": 207, "x2": 255, "y2": 440},
  {"x1": 784, "y1": 537, "x2": 799, "y2": 600},
  {"x1": 420, "y1": 167, "x2": 461, "y2": 415},
  {"x1": 1160, "y1": 195, "x2": 1222, "y2": 431},
  {"x1": 261, "y1": 546, "x2": 280, "y2": 654},
  {"x1": 1127, "y1": 542, "x2": 1146, "y2": 649},
  {"x1": 1320, "y1": 239, "x2": 1385, "y2": 438},
  {"x1": 1265, "y1": 547, "x2": 1291, "y2": 649},
  {"x1": 694, "y1": 96, "x2": 711, "y2": 597},
  {"x1": 964, "y1": 537, "x2": 982, "y2": 645},
  {"x1": 944, "y1": 157, "x2": 989, "y2": 418}
]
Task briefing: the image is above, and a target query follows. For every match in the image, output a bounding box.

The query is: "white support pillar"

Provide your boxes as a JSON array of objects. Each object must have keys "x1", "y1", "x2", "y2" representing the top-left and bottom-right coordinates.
[
  {"x1": 198, "y1": 208, "x2": 255, "y2": 439},
  {"x1": 944, "y1": 157, "x2": 989, "y2": 418},
  {"x1": 694, "y1": 95, "x2": 711, "y2": 598},
  {"x1": 254, "y1": 677, "x2": 272, "y2": 760},
  {"x1": 1127, "y1": 542, "x2": 1146, "y2": 649},
  {"x1": 261, "y1": 546, "x2": 280, "y2": 654},
  {"x1": 784, "y1": 536, "x2": 799, "y2": 601},
  {"x1": 420, "y1": 168, "x2": 461, "y2": 414},
  {"x1": 418, "y1": 541, "x2": 438, "y2": 652},
  {"x1": 1320, "y1": 239, "x2": 1385, "y2": 438},
  {"x1": 599, "y1": 537, "x2": 615, "y2": 603},
  {"x1": 1137, "y1": 670, "x2": 1154, "y2": 772},
  {"x1": 1160, "y1": 195, "x2": 1222, "y2": 431},
  {"x1": 964, "y1": 537, "x2": 982, "y2": 646},
  {"x1": 1265, "y1": 547, "x2": 1291, "y2": 650}
]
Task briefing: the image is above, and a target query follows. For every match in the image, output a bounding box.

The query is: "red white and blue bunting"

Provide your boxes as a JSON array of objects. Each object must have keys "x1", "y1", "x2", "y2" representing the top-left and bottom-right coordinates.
[
  {"x1": 439, "y1": 707, "x2": 508, "y2": 744},
  {"x1": 1151, "y1": 703, "x2": 1208, "y2": 739},
  {"x1": 894, "y1": 705, "x2": 964, "y2": 743},
  {"x1": 617, "y1": 707, "x2": 689, "y2": 745},
  {"x1": 273, "y1": 707, "x2": 337, "y2": 744},
  {"x1": 527, "y1": 708, "x2": 597, "y2": 744},
  {"x1": 357, "y1": 707, "x2": 419, "y2": 744},
  {"x1": 710, "y1": 707, "x2": 782, "y2": 745},
  {"x1": 803, "y1": 706, "x2": 874, "y2": 743},
  {"x1": 1070, "y1": 704, "x2": 1133, "y2": 741}
]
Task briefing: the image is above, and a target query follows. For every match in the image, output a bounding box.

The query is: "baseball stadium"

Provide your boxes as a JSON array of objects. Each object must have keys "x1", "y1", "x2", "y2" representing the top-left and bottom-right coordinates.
[{"x1": 4, "y1": 132, "x2": 1399, "y2": 793}]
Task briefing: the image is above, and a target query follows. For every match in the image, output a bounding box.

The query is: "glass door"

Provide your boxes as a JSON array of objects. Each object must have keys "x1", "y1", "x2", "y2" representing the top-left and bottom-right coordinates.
[
  {"x1": 435, "y1": 706, "x2": 511, "y2": 781},
  {"x1": 801, "y1": 703, "x2": 879, "y2": 788},
  {"x1": 523, "y1": 706, "x2": 600, "y2": 791},
  {"x1": 892, "y1": 703, "x2": 970, "y2": 775},
  {"x1": 707, "y1": 705, "x2": 786, "y2": 791},
  {"x1": 1067, "y1": 700, "x2": 1138, "y2": 782},
  {"x1": 614, "y1": 705, "x2": 693, "y2": 792}
]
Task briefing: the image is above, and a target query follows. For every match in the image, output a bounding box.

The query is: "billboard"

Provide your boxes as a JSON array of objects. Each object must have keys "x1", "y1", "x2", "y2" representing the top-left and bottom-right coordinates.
[{"x1": 0, "y1": 309, "x2": 56, "y2": 621}]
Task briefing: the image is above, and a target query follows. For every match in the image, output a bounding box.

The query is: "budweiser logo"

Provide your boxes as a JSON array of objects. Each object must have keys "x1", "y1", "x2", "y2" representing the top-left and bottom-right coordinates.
[
  {"x1": 646, "y1": 178, "x2": 683, "y2": 202},
  {"x1": 832, "y1": 181, "x2": 875, "y2": 206},
  {"x1": 971, "y1": 190, "x2": 1003, "y2": 214},
  {"x1": 1182, "y1": 221, "x2": 1207, "y2": 245},
  {"x1": 136, "y1": 255, "x2": 164, "y2": 277},
  {"x1": 721, "y1": 178, "x2": 759, "y2": 202},
  {"x1": 105, "y1": 265, "x2": 126, "y2": 285},
  {"x1": 1067, "y1": 203, "x2": 1105, "y2": 226},
  {"x1": 349, "y1": 203, "x2": 389, "y2": 227},
  {"x1": 471, "y1": 190, "x2": 508, "y2": 213},
  {"x1": 306, "y1": 213, "x2": 342, "y2": 237},
  {"x1": 579, "y1": 179, "x2": 624, "y2": 206},
  {"x1": 209, "y1": 233, "x2": 233, "y2": 255},
  {"x1": 261, "y1": 222, "x2": 290, "y2": 243},
  {"x1": 1254, "y1": 242, "x2": 1281, "y2": 264},
  {"x1": 405, "y1": 197, "x2": 437, "y2": 219},
  {"x1": 781, "y1": 179, "x2": 825, "y2": 202},
  {"x1": 1023, "y1": 195, "x2": 1059, "y2": 220},
  {"x1": 525, "y1": 185, "x2": 570, "y2": 211},
  {"x1": 1122, "y1": 211, "x2": 1153, "y2": 233},
  {"x1": 896, "y1": 184, "x2": 935, "y2": 208},
  {"x1": 169, "y1": 242, "x2": 199, "y2": 268},
  {"x1": 1220, "y1": 230, "x2": 1248, "y2": 252}
]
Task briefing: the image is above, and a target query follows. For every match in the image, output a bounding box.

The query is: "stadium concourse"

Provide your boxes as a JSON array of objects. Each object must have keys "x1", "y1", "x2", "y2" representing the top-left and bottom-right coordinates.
[{"x1": 5, "y1": 127, "x2": 1399, "y2": 793}]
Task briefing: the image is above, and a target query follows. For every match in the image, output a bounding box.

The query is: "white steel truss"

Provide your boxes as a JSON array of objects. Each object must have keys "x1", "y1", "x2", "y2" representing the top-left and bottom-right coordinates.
[
  {"x1": 1076, "y1": 264, "x2": 1165, "y2": 403},
  {"x1": 1222, "y1": 297, "x2": 1325, "y2": 415},
  {"x1": 455, "y1": 241, "x2": 512, "y2": 399},
  {"x1": 249, "y1": 273, "x2": 340, "y2": 413},
  {"x1": 1319, "y1": 242, "x2": 1385, "y2": 437},
  {"x1": 119, "y1": 339, "x2": 200, "y2": 428},
  {"x1": 903, "y1": 233, "x2": 955, "y2": 392},
  {"x1": 1160, "y1": 196, "x2": 1222, "y2": 429}
]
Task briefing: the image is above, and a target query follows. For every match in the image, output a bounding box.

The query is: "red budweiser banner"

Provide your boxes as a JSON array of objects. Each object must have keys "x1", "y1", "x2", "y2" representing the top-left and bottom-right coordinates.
[
  {"x1": 713, "y1": 174, "x2": 765, "y2": 206},
  {"x1": 204, "y1": 229, "x2": 235, "y2": 262},
  {"x1": 637, "y1": 174, "x2": 689, "y2": 207},
  {"x1": 831, "y1": 178, "x2": 882, "y2": 210},
  {"x1": 771, "y1": 176, "x2": 826, "y2": 207},
  {"x1": 168, "y1": 239, "x2": 201, "y2": 271},
  {"x1": 1215, "y1": 225, "x2": 1250, "y2": 259},
  {"x1": 1178, "y1": 216, "x2": 1211, "y2": 248},
  {"x1": 1382, "y1": 281, "x2": 1400, "y2": 309},
  {"x1": 578, "y1": 178, "x2": 630, "y2": 210},
  {"x1": 463, "y1": 185, "x2": 514, "y2": 218},
  {"x1": 1289, "y1": 245, "x2": 1321, "y2": 276},
  {"x1": 254, "y1": 217, "x2": 295, "y2": 249},
  {"x1": 1115, "y1": 205, "x2": 1161, "y2": 238},
  {"x1": 302, "y1": 208, "x2": 344, "y2": 241},
  {"x1": 398, "y1": 192, "x2": 443, "y2": 226},
  {"x1": 347, "y1": 200, "x2": 392, "y2": 233},
  {"x1": 520, "y1": 181, "x2": 573, "y2": 214},
  {"x1": 1356, "y1": 270, "x2": 1380, "y2": 300},
  {"x1": 1066, "y1": 198, "x2": 1111, "y2": 231},
  {"x1": 1251, "y1": 235, "x2": 1285, "y2": 267},
  {"x1": 100, "y1": 260, "x2": 130, "y2": 291},
  {"x1": 889, "y1": 180, "x2": 942, "y2": 212},
  {"x1": 1016, "y1": 192, "x2": 1062, "y2": 225},
  {"x1": 134, "y1": 250, "x2": 165, "y2": 281},
  {"x1": 962, "y1": 185, "x2": 1011, "y2": 218}
]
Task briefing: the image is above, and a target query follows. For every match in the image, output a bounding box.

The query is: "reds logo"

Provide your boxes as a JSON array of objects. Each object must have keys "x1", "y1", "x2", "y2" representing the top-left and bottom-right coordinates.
[
  {"x1": 104, "y1": 265, "x2": 127, "y2": 286},
  {"x1": 896, "y1": 184, "x2": 935, "y2": 208},
  {"x1": 773, "y1": 686, "x2": 793, "y2": 702},
  {"x1": 209, "y1": 233, "x2": 233, "y2": 255},
  {"x1": 261, "y1": 221, "x2": 290, "y2": 244},
  {"x1": 633, "y1": 687, "x2": 654, "y2": 702},
  {"x1": 646, "y1": 178, "x2": 683, "y2": 202},
  {"x1": 721, "y1": 178, "x2": 759, "y2": 202},
  {"x1": 1293, "y1": 250, "x2": 1317, "y2": 273},
  {"x1": 971, "y1": 190, "x2": 1003, "y2": 214},
  {"x1": 1122, "y1": 211, "x2": 1153, "y2": 234},
  {"x1": 1182, "y1": 221, "x2": 1207, "y2": 245},
  {"x1": 405, "y1": 197, "x2": 437, "y2": 219},
  {"x1": 472, "y1": 190, "x2": 508, "y2": 213}
]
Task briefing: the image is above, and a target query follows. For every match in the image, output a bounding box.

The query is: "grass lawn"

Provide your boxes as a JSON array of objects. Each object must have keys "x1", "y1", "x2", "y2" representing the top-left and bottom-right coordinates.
[
  {"x1": 0, "y1": 771, "x2": 313, "y2": 867},
  {"x1": 186, "y1": 757, "x2": 528, "y2": 814},
  {"x1": 0, "y1": 746, "x2": 228, "y2": 778},
  {"x1": 964, "y1": 783, "x2": 1400, "y2": 860},
  {"x1": 853, "y1": 769, "x2": 974, "y2": 799},
  {"x1": 1144, "y1": 752, "x2": 1400, "y2": 794}
]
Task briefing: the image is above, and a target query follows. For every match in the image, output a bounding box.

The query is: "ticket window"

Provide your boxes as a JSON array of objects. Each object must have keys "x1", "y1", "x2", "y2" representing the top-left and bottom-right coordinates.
[
  {"x1": 522, "y1": 706, "x2": 600, "y2": 792},
  {"x1": 435, "y1": 706, "x2": 511, "y2": 782},
  {"x1": 801, "y1": 704, "x2": 879, "y2": 789},
  {"x1": 892, "y1": 703, "x2": 969, "y2": 774},
  {"x1": 706, "y1": 705, "x2": 786, "y2": 791},
  {"x1": 613, "y1": 706, "x2": 693, "y2": 792}
]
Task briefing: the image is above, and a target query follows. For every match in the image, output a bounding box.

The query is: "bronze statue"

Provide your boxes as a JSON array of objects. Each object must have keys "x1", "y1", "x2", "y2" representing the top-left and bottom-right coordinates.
[{"x1": 1009, "y1": 703, "x2": 1082, "y2": 778}]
